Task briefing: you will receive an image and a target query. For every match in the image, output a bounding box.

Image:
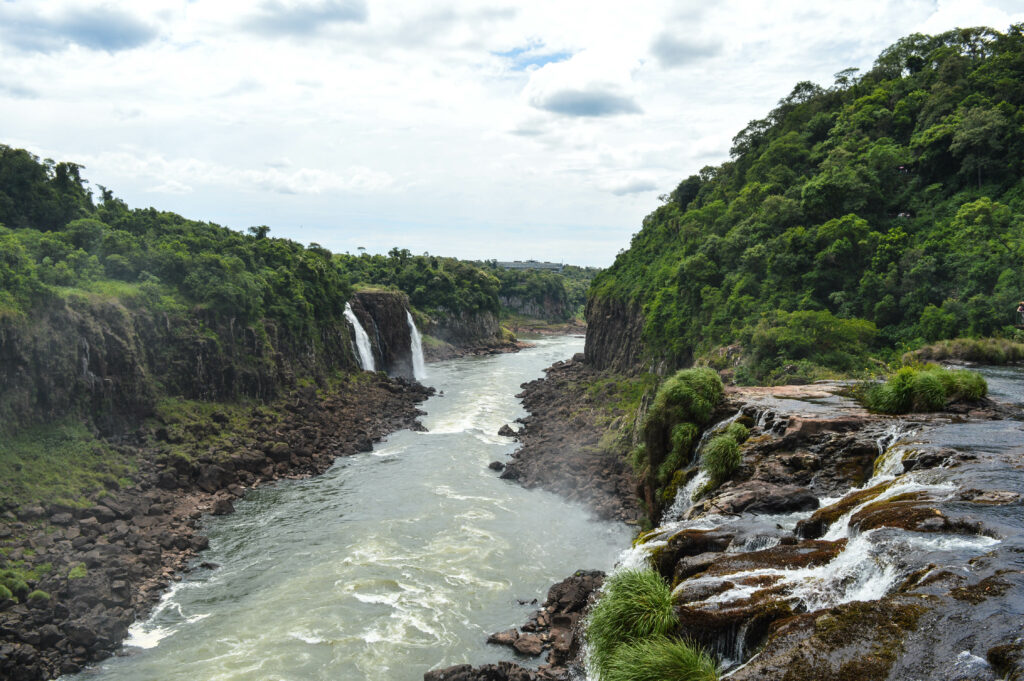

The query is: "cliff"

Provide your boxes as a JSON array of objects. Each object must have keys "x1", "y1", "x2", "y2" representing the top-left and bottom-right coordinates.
[
  {"x1": 350, "y1": 290, "x2": 417, "y2": 379},
  {"x1": 498, "y1": 294, "x2": 571, "y2": 322},
  {"x1": 0, "y1": 291, "x2": 363, "y2": 436},
  {"x1": 582, "y1": 295, "x2": 646, "y2": 373}
]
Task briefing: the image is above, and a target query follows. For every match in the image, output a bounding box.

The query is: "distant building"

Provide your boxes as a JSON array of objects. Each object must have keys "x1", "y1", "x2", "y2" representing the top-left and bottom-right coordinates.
[{"x1": 496, "y1": 259, "x2": 564, "y2": 272}]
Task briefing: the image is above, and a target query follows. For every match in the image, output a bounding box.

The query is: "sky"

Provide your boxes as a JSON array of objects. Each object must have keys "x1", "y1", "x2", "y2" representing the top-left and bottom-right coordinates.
[{"x1": 2, "y1": 1, "x2": 1023, "y2": 266}]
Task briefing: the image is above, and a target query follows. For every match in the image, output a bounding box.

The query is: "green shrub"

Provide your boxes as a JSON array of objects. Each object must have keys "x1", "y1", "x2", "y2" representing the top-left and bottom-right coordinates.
[
  {"x1": 908, "y1": 337, "x2": 1024, "y2": 364},
  {"x1": 910, "y1": 370, "x2": 946, "y2": 410},
  {"x1": 671, "y1": 422, "x2": 699, "y2": 456},
  {"x1": 68, "y1": 563, "x2": 87, "y2": 580},
  {"x1": 701, "y1": 435, "x2": 742, "y2": 483},
  {"x1": 604, "y1": 637, "x2": 719, "y2": 681},
  {"x1": 630, "y1": 445, "x2": 648, "y2": 476},
  {"x1": 863, "y1": 365, "x2": 987, "y2": 413},
  {"x1": 723, "y1": 421, "x2": 749, "y2": 444},
  {"x1": 641, "y1": 369, "x2": 724, "y2": 493},
  {"x1": 647, "y1": 368, "x2": 724, "y2": 430},
  {"x1": 949, "y1": 369, "x2": 987, "y2": 401},
  {"x1": 586, "y1": 569, "x2": 677, "y2": 677},
  {"x1": 0, "y1": 584, "x2": 12, "y2": 601},
  {"x1": 27, "y1": 589, "x2": 49, "y2": 602}
]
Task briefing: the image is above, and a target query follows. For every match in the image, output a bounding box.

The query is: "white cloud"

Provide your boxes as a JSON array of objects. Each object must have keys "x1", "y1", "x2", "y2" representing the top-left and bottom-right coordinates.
[{"x1": 2, "y1": 0, "x2": 1023, "y2": 265}]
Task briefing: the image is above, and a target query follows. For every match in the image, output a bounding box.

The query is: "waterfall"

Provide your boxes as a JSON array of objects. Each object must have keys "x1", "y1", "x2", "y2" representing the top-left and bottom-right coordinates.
[
  {"x1": 344, "y1": 303, "x2": 375, "y2": 372},
  {"x1": 406, "y1": 310, "x2": 427, "y2": 381}
]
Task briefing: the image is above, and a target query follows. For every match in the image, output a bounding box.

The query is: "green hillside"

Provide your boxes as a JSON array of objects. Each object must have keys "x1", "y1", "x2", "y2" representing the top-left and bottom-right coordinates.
[{"x1": 591, "y1": 26, "x2": 1024, "y2": 382}]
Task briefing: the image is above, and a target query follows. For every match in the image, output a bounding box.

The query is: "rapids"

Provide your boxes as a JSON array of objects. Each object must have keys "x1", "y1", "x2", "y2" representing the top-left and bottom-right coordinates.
[{"x1": 68, "y1": 336, "x2": 630, "y2": 681}]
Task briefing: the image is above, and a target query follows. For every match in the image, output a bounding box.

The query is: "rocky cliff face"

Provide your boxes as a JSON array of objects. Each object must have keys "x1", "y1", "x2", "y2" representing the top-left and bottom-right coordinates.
[
  {"x1": 350, "y1": 290, "x2": 416, "y2": 379},
  {"x1": 425, "y1": 309, "x2": 502, "y2": 347},
  {"x1": 498, "y1": 295, "x2": 570, "y2": 322},
  {"x1": 0, "y1": 294, "x2": 362, "y2": 434},
  {"x1": 583, "y1": 295, "x2": 646, "y2": 372}
]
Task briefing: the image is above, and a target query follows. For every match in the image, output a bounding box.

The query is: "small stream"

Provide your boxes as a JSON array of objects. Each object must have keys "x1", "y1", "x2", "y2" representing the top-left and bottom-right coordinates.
[{"x1": 69, "y1": 336, "x2": 631, "y2": 681}]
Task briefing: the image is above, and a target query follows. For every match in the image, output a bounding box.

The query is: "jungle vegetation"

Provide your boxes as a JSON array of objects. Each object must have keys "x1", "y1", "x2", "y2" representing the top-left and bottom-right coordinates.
[{"x1": 590, "y1": 26, "x2": 1024, "y2": 382}]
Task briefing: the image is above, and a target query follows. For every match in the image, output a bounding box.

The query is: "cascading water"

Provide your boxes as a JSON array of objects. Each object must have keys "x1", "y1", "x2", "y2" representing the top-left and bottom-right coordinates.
[
  {"x1": 344, "y1": 302, "x2": 376, "y2": 372},
  {"x1": 621, "y1": 377, "x2": 1016, "y2": 676},
  {"x1": 406, "y1": 310, "x2": 427, "y2": 381},
  {"x1": 662, "y1": 411, "x2": 742, "y2": 523}
]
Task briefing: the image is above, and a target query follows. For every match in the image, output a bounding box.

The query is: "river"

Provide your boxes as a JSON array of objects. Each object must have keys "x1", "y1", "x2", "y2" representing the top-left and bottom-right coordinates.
[{"x1": 69, "y1": 336, "x2": 631, "y2": 681}]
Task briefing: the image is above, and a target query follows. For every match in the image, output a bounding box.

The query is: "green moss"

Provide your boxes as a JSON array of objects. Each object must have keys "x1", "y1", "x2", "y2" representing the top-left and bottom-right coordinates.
[
  {"x1": 0, "y1": 584, "x2": 11, "y2": 601},
  {"x1": 68, "y1": 563, "x2": 87, "y2": 580},
  {"x1": 0, "y1": 418, "x2": 136, "y2": 508},
  {"x1": 27, "y1": 589, "x2": 49, "y2": 602}
]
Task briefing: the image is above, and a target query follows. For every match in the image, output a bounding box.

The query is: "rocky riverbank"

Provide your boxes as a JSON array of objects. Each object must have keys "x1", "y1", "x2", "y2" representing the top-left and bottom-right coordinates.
[
  {"x1": 0, "y1": 374, "x2": 432, "y2": 681},
  {"x1": 498, "y1": 354, "x2": 643, "y2": 524}
]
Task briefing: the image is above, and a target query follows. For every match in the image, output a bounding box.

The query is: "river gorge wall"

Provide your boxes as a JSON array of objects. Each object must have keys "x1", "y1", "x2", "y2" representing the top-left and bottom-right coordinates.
[
  {"x1": 0, "y1": 293, "x2": 365, "y2": 435},
  {"x1": 583, "y1": 295, "x2": 646, "y2": 373}
]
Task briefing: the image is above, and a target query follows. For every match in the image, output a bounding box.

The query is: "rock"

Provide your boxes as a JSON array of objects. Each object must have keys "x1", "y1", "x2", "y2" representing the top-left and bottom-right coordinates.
[
  {"x1": 424, "y1": 661, "x2": 542, "y2": 681},
  {"x1": 512, "y1": 633, "x2": 545, "y2": 656},
  {"x1": 487, "y1": 629, "x2": 518, "y2": 647},
  {"x1": 498, "y1": 424, "x2": 518, "y2": 438},
  {"x1": 488, "y1": 461, "x2": 505, "y2": 471},
  {"x1": 49, "y1": 513, "x2": 73, "y2": 526},
  {"x1": 211, "y1": 498, "x2": 234, "y2": 516},
  {"x1": 709, "y1": 481, "x2": 819, "y2": 515},
  {"x1": 196, "y1": 465, "x2": 229, "y2": 493},
  {"x1": 267, "y1": 442, "x2": 291, "y2": 462}
]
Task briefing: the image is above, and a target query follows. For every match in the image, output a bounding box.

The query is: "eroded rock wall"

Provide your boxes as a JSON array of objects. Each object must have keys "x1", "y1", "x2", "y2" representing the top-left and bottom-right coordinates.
[{"x1": 583, "y1": 295, "x2": 646, "y2": 373}]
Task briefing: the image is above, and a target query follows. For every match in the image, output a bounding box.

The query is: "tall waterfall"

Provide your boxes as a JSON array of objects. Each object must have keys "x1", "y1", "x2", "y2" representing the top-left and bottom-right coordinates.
[
  {"x1": 344, "y1": 303, "x2": 376, "y2": 371},
  {"x1": 406, "y1": 310, "x2": 427, "y2": 381}
]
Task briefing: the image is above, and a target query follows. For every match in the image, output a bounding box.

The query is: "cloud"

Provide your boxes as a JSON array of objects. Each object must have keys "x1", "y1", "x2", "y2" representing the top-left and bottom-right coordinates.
[
  {"x1": 607, "y1": 177, "x2": 659, "y2": 196},
  {"x1": 241, "y1": 0, "x2": 368, "y2": 37},
  {"x1": 650, "y1": 33, "x2": 722, "y2": 67},
  {"x1": 531, "y1": 88, "x2": 642, "y2": 117},
  {"x1": 0, "y1": 81, "x2": 38, "y2": 99},
  {"x1": 0, "y1": 5, "x2": 158, "y2": 53},
  {"x1": 91, "y1": 151, "x2": 395, "y2": 196}
]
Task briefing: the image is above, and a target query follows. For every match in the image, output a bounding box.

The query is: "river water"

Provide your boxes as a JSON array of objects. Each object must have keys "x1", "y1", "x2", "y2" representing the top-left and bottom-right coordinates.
[{"x1": 70, "y1": 336, "x2": 631, "y2": 681}]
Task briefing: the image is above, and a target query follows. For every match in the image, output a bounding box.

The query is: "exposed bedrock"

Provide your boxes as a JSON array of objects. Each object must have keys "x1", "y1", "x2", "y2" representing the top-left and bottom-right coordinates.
[
  {"x1": 583, "y1": 295, "x2": 646, "y2": 373},
  {"x1": 350, "y1": 290, "x2": 416, "y2": 379}
]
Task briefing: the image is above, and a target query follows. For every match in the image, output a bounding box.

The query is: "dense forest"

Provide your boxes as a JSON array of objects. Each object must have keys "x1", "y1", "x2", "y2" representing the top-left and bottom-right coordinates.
[{"x1": 591, "y1": 26, "x2": 1024, "y2": 382}]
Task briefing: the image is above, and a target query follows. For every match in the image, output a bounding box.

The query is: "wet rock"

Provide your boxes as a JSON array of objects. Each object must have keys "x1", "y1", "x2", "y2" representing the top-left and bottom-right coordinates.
[
  {"x1": 210, "y1": 498, "x2": 234, "y2": 516},
  {"x1": 487, "y1": 629, "x2": 519, "y2": 647},
  {"x1": 708, "y1": 481, "x2": 818, "y2": 515},
  {"x1": 498, "y1": 424, "x2": 518, "y2": 438},
  {"x1": 652, "y1": 529, "x2": 734, "y2": 576},
  {"x1": 513, "y1": 633, "x2": 544, "y2": 656},
  {"x1": 488, "y1": 461, "x2": 505, "y2": 471},
  {"x1": 424, "y1": 661, "x2": 543, "y2": 681}
]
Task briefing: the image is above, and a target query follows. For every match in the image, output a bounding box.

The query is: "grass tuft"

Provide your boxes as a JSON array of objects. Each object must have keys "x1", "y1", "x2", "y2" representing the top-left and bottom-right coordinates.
[
  {"x1": 701, "y1": 435, "x2": 741, "y2": 483},
  {"x1": 862, "y1": 365, "x2": 987, "y2": 413},
  {"x1": 586, "y1": 569, "x2": 677, "y2": 677},
  {"x1": 604, "y1": 637, "x2": 719, "y2": 681}
]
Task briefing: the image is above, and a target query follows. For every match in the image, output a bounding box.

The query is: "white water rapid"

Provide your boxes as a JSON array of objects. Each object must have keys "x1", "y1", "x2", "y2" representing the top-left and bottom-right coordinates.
[
  {"x1": 66, "y1": 337, "x2": 630, "y2": 681},
  {"x1": 345, "y1": 302, "x2": 376, "y2": 371},
  {"x1": 406, "y1": 310, "x2": 427, "y2": 381}
]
